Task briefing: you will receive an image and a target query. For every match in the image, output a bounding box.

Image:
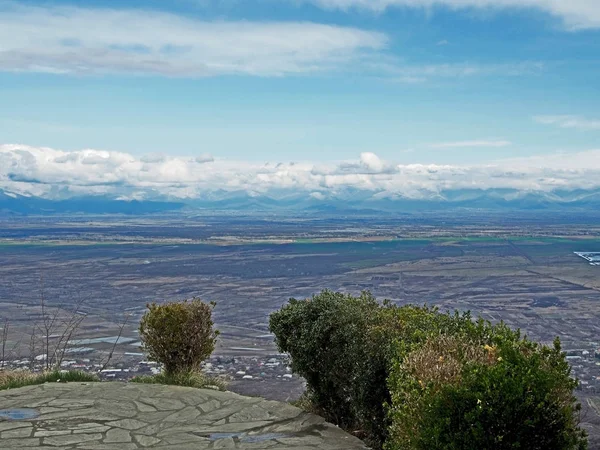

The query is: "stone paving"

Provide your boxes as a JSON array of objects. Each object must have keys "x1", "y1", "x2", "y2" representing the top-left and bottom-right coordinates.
[{"x1": 0, "y1": 382, "x2": 369, "y2": 449}]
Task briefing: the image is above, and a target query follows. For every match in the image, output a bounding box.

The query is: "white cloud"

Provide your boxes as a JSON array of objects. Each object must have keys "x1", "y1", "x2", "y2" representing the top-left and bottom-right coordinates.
[
  {"x1": 534, "y1": 115, "x2": 600, "y2": 131},
  {"x1": 299, "y1": 0, "x2": 600, "y2": 30},
  {"x1": 2, "y1": 144, "x2": 600, "y2": 202},
  {"x1": 430, "y1": 140, "x2": 512, "y2": 149},
  {"x1": 394, "y1": 76, "x2": 427, "y2": 83},
  {"x1": 377, "y1": 61, "x2": 544, "y2": 82},
  {"x1": 0, "y1": 2, "x2": 387, "y2": 76},
  {"x1": 0, "y1": 2, "x2": 549, "y2": 81},
  {"x1": 360, "y1": 152, "x2": 386, "y2": 172}
]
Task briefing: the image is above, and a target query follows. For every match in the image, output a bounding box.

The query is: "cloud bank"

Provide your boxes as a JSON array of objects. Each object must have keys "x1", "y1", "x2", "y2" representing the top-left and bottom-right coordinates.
[
  {"x1": 534, "y1": 115, "x2": 600, "y2": 131},
  {"x1": 0, "y1": 2, "x2": 551, "y2": 80},
  {"x1": 0, "y1": 2, "x2": 386, "y2": 76},
  {"x1": 2, "y1": 144, "x2": 600, "y2": 203},
  {"x1": 300, "y1": 0, "x2": 600, "y2": 30}
]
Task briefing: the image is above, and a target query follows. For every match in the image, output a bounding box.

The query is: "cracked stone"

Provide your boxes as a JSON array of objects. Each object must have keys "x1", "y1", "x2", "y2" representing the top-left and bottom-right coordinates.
[
  {"x1": 161, "y1": 432, "x2": 211, "y2": 446},
  {"x1": 163, "y1": 406, "x2": 201, "y2": 422},
  {"x1": 134, "y1": 401, "x2": 157, "y2": 412},
  {"x1": 136, "y1": 397, "x2": 186, "y2": 411},
  {"x1": 48, "y1": 399, "x2": 96, "y2": 408},
  {"x1": 1, "y1": 382, "x2": 369, "y2": 449},
  {"x1": 34, "y1": 430, "x2": 73, "y2": 437},
  {"x1": 133, "y1": 434, "x2": 162, "y2": 447},
  {"x1": 72, "y1": 424, "x2": 111, "y2": 434},
  {"x1": 212, "y1": 436, "x2": 236, "y2": 448},
  {"x1": 21, "y1": 398, "x2": 55, "y2": 408},
  {"x1": 0, "y1": 422, "x2": 32, "y2": 432},
  {"x1": 1, "y1": 426, "x2": 33, "y2": 438},
  {"x1": 43, "y1": 432, "x2": 103, "y2": 446},
  {"x1": 103, "y1": 427, "x2": 131, "y2": 443},
  {"x1": 198, "y1": 399, "x2": 221, "y2": 413},
  {"x1": 0, "y1": 438, "x2": 40, "y2": 447},
  {"x1": 76, "y1": 444, "x2": 139, "y2": 450},
  {"x1": 106, "y1": 418, "x2": 148, "y2": 430},
  {"x1": 38, "y1": 407, "x2": 67, "y2": 414},
  {"x1": 229, "y1": 405, "x2": 271, "y2": 423}
]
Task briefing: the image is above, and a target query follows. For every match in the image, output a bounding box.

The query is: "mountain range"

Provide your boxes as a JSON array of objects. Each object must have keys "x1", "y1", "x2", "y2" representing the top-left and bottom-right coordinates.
[{"x1": 2, "y1": 188, "x2": 600, "y2": 215}]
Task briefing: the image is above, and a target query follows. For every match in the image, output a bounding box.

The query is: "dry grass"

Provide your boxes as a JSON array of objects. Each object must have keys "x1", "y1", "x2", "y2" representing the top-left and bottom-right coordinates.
[
  {"x1": 0, "y1": 370, "x2": 36, "y2": 387},
  {"x1": 0, "y1": 370, "x2": 98, "y2": 391},
  {"x1": 289, "y1": 392, "x2": 325, "y2": 416},
  {"x1": 401, "y1": 334, "x2": 492, "y2": 388}
]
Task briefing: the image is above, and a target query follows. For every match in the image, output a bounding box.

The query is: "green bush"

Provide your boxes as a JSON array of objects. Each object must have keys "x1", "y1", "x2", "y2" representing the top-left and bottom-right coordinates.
[
  {"x1": 270, "y1": 290, "x2": 587, "y2": 450},
  {"x1": 386, "y1": 332, "x2": 587, "y2": 449},
  {"x1": 139, "y1": 299, "x2": 218, "y2": 375},
  {"x1": 269, "y1": 290, "x2": 473, "y2": 446}
]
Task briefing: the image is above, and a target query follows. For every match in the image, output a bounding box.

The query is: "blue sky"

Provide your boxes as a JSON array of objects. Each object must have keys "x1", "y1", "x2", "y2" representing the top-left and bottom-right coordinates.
[
  {"x1": 0, "y1": 0, "x2": 598, "y2": 165},
  {"x1": 1, "y1": 1, "x2": 600, "y2": 203}
]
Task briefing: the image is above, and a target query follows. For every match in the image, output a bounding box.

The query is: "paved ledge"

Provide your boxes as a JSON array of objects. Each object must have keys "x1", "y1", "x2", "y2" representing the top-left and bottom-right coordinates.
[{"x1": 0, "y1": 382, "x2": 369, "y2": 449}]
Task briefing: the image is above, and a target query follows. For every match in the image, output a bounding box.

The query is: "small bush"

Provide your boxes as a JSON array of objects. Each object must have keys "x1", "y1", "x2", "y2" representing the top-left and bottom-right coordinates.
[
  {"x1": 131, "y1": 371, "x2": 226, "y2": 391},
  {"x1": 139, "y1": 299, "x2": 218, "y2": 375},
  {"x1": 0, "y1": 370, "x2": 98, "y2": 391}
]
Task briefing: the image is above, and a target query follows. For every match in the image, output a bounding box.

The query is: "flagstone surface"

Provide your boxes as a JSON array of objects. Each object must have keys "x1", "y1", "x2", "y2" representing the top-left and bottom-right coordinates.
[{"x1": 0, "y1": 382, "x2": 369, "y2": 449}]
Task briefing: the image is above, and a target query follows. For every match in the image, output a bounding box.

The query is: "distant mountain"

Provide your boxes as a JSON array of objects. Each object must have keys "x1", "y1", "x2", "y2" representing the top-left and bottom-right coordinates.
[
  {"x1": 0, "y1": 191, "x2": 184, "y2": 215},
  {"x1": 2, "y1": 188, "x2": 600, "y2": 215}
]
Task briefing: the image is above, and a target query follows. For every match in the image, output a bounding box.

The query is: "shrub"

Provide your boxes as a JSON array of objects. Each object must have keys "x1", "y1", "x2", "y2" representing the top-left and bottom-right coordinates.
[
  {"x1": 269, "y1": 290, "x2": 380, "y2": 431},
  {"x1": 355, "y1": 303, "x2": 478, "y2": 445},
  {"x1": 269, "y1": 290, "x2": 474, "y2": 447},
  {"x1": 139, "y1": 299, "x2": 218, "y2": 375},
  {"x1": 270, "y1": 290, "x2": 587, "y2": 450},
  {"x1": 386, "y1": 332, "x2": 588, "y2": 450}
]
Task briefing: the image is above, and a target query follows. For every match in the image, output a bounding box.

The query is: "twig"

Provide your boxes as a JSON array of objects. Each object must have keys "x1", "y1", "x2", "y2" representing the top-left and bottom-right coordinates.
[
  {"x1": 98, "y1": 313, "x2": 131, "y2": 373},
  {"x1": 52, "y1": 293, "x2": 87, "y2": 369},
  {"x1": 28, "y1": 324, "x2": 37, "y2": 371},
  {"x1": 0, "y1": 318, "x2": 8, "y2": 369}
]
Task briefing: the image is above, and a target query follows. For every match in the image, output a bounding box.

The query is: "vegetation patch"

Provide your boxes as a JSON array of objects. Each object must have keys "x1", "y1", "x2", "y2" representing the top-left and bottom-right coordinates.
[
  {"x1": 131, "y1": 371, "x2": 226, "y2": 391},
  {"x1": 0, "y1": 370, "x2": 98, "y2": 391},
  {"x1": 135, "y1": 298, "x2": 223, "y2": 391},
  {"x1": 270, "y1": 290, "x2": 588, "y2": 450},
  {"x1": 139, "y1": 298, "x2": 219, "y2": 376}
]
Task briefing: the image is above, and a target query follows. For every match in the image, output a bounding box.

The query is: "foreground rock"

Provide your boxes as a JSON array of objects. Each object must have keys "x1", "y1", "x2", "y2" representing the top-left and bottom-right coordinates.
[{"x1": 0, "y1": 382, "x2": 368, "y2": 449}]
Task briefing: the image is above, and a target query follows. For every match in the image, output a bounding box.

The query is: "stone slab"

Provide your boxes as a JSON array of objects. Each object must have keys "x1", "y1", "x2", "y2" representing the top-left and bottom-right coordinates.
[{"x1": 0, "y1": 382, "x2": 369, "y2": 449}]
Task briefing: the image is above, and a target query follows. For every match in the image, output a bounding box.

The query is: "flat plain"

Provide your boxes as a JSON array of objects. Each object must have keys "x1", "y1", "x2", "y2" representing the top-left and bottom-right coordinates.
[{"x1": 1, "y1": 212, "x2": 600, "y2": 442}]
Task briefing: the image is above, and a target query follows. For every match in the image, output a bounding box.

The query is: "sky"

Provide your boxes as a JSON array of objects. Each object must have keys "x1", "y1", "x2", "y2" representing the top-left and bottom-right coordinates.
[{"x1": 0, "y1": 0, "x2": 599, "y2": 200}]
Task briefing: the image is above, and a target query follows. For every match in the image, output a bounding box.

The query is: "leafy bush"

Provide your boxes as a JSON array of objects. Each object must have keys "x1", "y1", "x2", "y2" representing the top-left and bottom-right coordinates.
[
  {"x1": 387, "y1": 332, "x2": 587, "y2": 449},
  {"x1": 269, "y1": 290, "x2": 380, "y2": 431},
  {"x1": 355, "y1": 302, "x2": 479, "y2": 444},
  {"x1": 270, "y1": 290, "x2": 587, "y2": 450},
  {"x1": 269, "y1": 290, "x2": 471, "y2": 446},
  {"x1": 139, "y1": 299, "x2": 218, "y2": 375}
]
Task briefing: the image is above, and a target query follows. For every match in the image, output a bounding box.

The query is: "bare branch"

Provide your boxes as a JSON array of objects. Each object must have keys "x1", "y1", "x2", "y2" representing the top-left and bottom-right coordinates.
[
  {"x1": 28, "y1": 324, "x2": 37, "y2": 371},
  {"x1": 98, "y1": 313, "x2": 131, "y2": 373},
  {"x1": 0, "y1": 318, "x2": 8, "y2": 369},
  {"x1": 54, "y1": 314, "x2": 85, "y2": 369}
]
